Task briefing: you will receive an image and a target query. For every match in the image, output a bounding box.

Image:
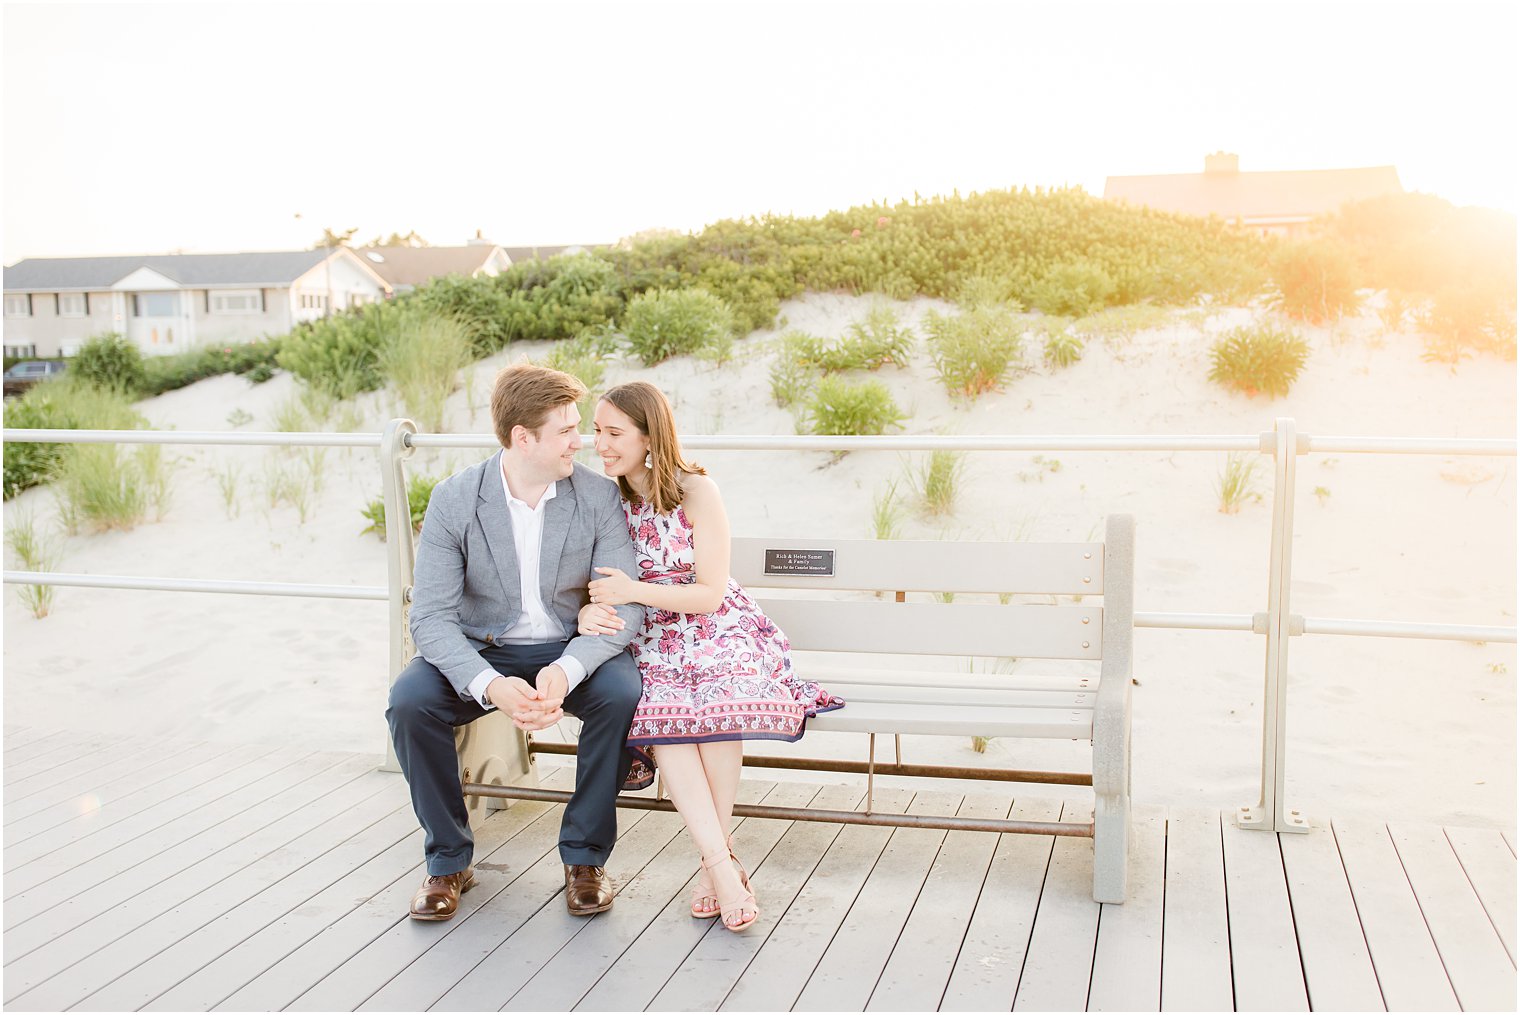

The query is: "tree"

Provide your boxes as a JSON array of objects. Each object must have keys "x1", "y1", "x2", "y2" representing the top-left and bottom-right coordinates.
[
  {"x1": 366, "y1": 230, "x2": 429, "y2": 248},
  {"x1": 312, "y1": 226, "x2": 358, "y2": 249}
]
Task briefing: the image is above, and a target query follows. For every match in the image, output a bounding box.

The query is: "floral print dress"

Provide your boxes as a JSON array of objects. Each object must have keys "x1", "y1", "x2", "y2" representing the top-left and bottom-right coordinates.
[{"x1": 620, "y1": 496, "x2": 843, "y2": 789}]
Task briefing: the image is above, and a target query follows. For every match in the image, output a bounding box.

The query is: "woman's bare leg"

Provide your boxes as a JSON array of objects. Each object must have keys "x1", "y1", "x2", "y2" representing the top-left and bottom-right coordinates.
[
  {"x1": 656, "y1": 744, "x2": 755, "y2": 927},
  {"x1": 697, "y1": 740, "x2": 744, "y2": 843}
]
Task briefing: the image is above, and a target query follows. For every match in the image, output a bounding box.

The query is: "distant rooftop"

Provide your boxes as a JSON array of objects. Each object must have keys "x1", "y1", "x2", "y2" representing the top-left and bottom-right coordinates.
[
  {"x1": 1103, "y1": 153, "x2": 1403, "y2": 222},
  {"x1": 3, "y1": 249, "x2": 336, "y2": 291},
  {"x1": 354, "y1": 245, "x2": 503, "y2": 289}
]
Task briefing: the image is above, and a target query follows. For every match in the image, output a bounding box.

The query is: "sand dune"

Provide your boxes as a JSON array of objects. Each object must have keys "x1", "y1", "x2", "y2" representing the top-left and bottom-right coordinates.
[{"x1": 4, "y1": 293, "x2": 1514, "y2": 827}]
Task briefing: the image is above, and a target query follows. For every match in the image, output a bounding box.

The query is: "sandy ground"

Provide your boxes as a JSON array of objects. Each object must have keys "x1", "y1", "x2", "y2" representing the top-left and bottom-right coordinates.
[{"x1": 3, "y1": 293, "x2": 1515, "y2": 829}]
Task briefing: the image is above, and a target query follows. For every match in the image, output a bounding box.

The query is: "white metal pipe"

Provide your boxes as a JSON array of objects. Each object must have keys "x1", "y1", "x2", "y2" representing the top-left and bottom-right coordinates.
[
  {"x1": 1, "y1": 571, "x2": 387, "y2": 600},
  {"x1": 1135, "y1": 612, "x2": 1256, "y2": 632},
  {"x1": 404, "y1": 432, "x2": 1265, "y2": 453},
  {"x1": 1308, "y1": 435, "x2": 1516, "y2": 456},
  {"x1": 1, "y1": 428, "x2": 380, "y2": 448},
  {"x1": 1304, "y1": 617, "x2": 1517, "y2": 643}
]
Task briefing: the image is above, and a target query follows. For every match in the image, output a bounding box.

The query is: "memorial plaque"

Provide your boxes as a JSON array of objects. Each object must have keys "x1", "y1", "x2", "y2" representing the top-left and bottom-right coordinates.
[{"x1": 763, "y1": 548, "x2": 836, "y2": 577}]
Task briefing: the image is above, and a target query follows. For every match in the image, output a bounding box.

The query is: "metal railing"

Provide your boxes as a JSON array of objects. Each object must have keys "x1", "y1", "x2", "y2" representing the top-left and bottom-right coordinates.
[{"x1": 4, "y1": 418, "x2": 1514, "y2": 832}]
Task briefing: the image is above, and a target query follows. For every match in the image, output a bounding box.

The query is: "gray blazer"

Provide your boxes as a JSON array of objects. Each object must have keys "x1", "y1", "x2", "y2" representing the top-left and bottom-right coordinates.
[{"x1": 409, "y1": 453, "x2": 644, "y2": 699}]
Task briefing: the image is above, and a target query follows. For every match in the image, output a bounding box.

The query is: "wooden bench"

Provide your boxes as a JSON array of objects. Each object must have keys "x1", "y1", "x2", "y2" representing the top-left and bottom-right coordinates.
[{"x1": 456, "y1": 514, "x2": 1135, "y2": 903}]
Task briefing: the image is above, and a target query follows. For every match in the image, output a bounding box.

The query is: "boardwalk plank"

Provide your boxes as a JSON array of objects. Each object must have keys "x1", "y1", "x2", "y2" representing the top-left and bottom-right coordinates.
[
  {"x1": 2, "y1": 727, "x2": 55, "y2": 753},
  {"x1": 1278, "y1": 821, "x2": 1385, "y2": 1011},
  {"x1": 77, "y1": 803, "x2": 420, "y2": 1011},
  {"x1": 1087, "y1": 803, "x2": 1166, "y2": 1012},
  {"x1": 792, "y1": 790, "x2": 962, "y2": 1012},
  {"x1": 2, "y1": 750, "x2": 358, "y2": 946},
  {"x1": 632, "y1": 784, "x2": 864, "y2": 1013},
  {"x1": 866, "y1": 794, "x2": 1013, "y2": 1011},
  {"x1": 937, "y1": 796, "x2": 1063, "y2": 1011},
  {"x1": 1445, "y1": 826, "x2": 1517, "y2": 964},
  {"x1": 1390, "y1": 821, "x2": 1517, "y2": 1011},
  {"x1": 363, "y1": 777, "x2": 771, "y2": 1013},
  {"x1": 2, "y1": 754, "x2": 374, "y2": 992},
  {"x1": 1160, "y1": 807, "x2": 1232, "y2": 1012},
  {"x1": 3, "y1": 739, "x2": 228, "y2": 831},
  {"x1": 3, "y1": 741, "x2": 293, "y2": 880},
  {"x1": 419, "y1": 804, "x2": 698, "y2": 1011},
  {"x1": 1, "y1": 730, "x2": 127, "y2": 786},
  {"x1": 503, "y1": 781, "x2": 812, "y2": 1012},
  {"x1": 279, "y1": 767, "x2": 591, "y2": 1012},
  {"x1": 1222, "y1": 816, "x2": 1309, "y2": 1011},
  {"x1": 1012, "y1": 802, "x2": 1099, "y2": 1012},
  {"x1": 8, "y1": 770, "x2": 407, "y2": 1011},
  {"x1": 4, "y1": 737, "x2": 186, "y2": 812},
  {"x1": 719, "y1": 788, "x2": 912, "y2": 1012},
  {"x1": 211, "y1": 787, "x2": 561, "y2": 1013},
  {"x1": 1332, "y1": 818, "x2": 1459, "y2": 1011}
]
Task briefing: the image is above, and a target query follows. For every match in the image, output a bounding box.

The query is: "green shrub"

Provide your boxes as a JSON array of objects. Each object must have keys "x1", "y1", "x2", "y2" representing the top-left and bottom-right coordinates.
[
  {"x1": 140, "y1": 339, "x2": 283, "y2": 396},
  {"x1": 1208, "y1": 325, "x2": 1310, "y2": 397},
  {"x1": 361, "y1": 473, "x2": 442, "y2": 539},
  {"x1": 1269, "y1": 239, "x2": 1361, "y2": 323},
  {"x1": 4, "y1": 512, "x2": 60, "y2": 618},
  {"x1": 914, "y1": 449, "x2": 965, "y2": 515},
  {"x1": 56, "y1": 442, "x2": 172, "y2": 533},
  {"x1": 491, "y1": 254, "x2": 626, "y2": 347},
  {"x1": 621, "y1": 287, "x2": 736, "y2": 364},
  {"x1": 769, "y1": 351, "x2": 816, "y2": 409},
  {"x1": 71, "y1": 333, "x2": 146, "y2": 393},
  {"x1": 1421, "y1": 284, "x2": 1518, "y2": 363},
  {"x1": 1043, "y1": 330, "x2": 1085, "y2": 368},
  {"x1": 277, "y1": 300, "x2": 399, "y2": 397},
  {"x1": 803, "y1": 376, "x2": 905, "y2": 436},
  {"x1": 1216, "y1": 452, "x2": 1262, "y2": 514},
  {"x1": 922, "y1": 303, "x2": 1024, "y2": 397},
  {"x1": 2, "y1": 378, "x2": 144, "y2": 499},
  {"x1": 1026, "y1": 260, "x2": 1118, "y2": 317},
  {"x1": 376, "y1": 311, "x2": 476, "y2": 433}
]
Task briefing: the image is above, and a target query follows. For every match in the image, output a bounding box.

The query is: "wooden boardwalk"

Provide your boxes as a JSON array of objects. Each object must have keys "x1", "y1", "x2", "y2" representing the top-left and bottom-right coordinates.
[{"x1": 2, "y1": 726, "x2": 1514, "y2": 1011}]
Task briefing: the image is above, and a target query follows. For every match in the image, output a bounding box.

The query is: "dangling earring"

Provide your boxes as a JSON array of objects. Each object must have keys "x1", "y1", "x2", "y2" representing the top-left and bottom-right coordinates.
[{"x1": 644, "y1": 452, "x2": 653, "y2": 469}]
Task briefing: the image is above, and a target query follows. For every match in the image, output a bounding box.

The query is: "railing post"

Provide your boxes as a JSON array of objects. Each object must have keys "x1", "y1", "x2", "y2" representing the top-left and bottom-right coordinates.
[
  {"x1": 380, "y1": 418, "x2": 417, "y2": 772},
  {"x1": 1238, "y1": 417, "x2": 1310, "y2": 833}
]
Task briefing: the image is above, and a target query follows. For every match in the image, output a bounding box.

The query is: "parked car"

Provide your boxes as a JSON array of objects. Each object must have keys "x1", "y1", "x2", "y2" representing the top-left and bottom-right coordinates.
[{"x1": 3, "y1": 359, "x2": 67, "y2": 397}]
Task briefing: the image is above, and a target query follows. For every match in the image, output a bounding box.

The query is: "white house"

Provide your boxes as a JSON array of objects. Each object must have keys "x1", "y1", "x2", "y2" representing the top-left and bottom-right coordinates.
[{"x1": 2, "y1": 248, "x2": 392, "y2": 359}]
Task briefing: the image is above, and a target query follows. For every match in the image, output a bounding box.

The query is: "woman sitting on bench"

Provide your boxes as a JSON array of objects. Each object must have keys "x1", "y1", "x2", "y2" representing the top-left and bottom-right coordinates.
[{"x1": 577, "y1": 380, "x2": 843, "y2": 933}]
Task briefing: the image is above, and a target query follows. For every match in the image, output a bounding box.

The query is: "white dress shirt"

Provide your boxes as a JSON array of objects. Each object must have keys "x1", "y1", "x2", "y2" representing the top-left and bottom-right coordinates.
[{"x1": 465, "y1": 465, "x2": 589, "y2": 709}]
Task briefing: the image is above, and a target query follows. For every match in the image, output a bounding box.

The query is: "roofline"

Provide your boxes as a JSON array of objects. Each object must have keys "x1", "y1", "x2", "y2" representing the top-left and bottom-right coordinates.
[
  {"x1": 4, "y1": 281, "x2": 314, "y2": 294},
  {"x1": 324, "y1": 246, "x2": 393, "y2": 291}
]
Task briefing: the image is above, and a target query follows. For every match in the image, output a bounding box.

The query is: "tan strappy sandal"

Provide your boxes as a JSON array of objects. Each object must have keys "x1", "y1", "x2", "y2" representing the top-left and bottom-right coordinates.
[
  {"x1": 701, "y1": 850, "x2": 758, "y2": 932},
  {"x1": 691, "y1": 835, "x2": 740, "y2": 919}
]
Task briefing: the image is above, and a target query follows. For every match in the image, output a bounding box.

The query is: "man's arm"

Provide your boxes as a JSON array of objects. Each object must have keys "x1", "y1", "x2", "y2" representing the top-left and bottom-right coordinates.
[
  {"x1": 408, "y1": 482, "x2": 492, "y2": 698},
  {"x1": 559, "y1": 484, "x2": 643, "y2": 693}
]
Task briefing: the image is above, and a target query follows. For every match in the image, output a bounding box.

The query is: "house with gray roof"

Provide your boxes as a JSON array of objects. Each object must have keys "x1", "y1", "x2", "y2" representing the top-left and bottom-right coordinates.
[
  {"x1": 2, "y1": 247, "x2": 390, "y2": 359},
  {"x1": 1103, "y1": 153, "x2": 1403, "y2": 236}
]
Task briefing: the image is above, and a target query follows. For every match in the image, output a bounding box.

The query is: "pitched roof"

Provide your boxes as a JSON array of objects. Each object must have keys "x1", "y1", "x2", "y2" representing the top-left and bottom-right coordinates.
[
  {"x1": 499, "y1": 244, "x2": 601, "y2": 263},
  {"x1": 353, "y1": 245, "x2": 501, "y2": 288},
  {"x1": 1103, "y1": 165, "x2": 1403, "y2": 221},
  {"x1": 2, "y1": 249, "x2": 338, "y2": 292}
]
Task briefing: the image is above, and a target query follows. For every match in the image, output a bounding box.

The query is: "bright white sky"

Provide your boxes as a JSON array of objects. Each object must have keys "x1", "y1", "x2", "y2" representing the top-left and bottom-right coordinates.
[{"x1": 3, "y1": 0, "x2": 1516, "y2": 261}]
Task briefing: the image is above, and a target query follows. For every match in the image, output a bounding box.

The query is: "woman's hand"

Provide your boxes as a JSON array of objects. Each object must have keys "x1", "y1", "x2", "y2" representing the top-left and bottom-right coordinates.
[
  {"x1": 588, "y1": 566, "x2": 639, "y2": 607},
  {"x1": 577, "y1": 602, "x2": 625, "y2": 636}
]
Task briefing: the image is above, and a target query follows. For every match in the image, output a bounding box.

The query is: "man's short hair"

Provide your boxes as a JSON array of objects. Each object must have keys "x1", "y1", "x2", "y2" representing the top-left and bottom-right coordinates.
[{"x1": 490, "y1": 363, "x2": 587, "y2": 448}]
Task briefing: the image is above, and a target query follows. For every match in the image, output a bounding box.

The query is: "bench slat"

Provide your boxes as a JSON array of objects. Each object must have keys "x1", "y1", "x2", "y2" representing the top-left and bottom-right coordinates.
[
  {"x1": 815, "y1": 682, "x2": 1093, "y2": 710},
  {"x1": 733, "y1": 537, "x2": 1105, "y2": 595},
  {"x1": 809, "y1": 702, "x2": 1093, "y2": 739},
  {"x1": 799, "y1": 668, "x2": 1096, "y2": 694},
  {"x1": 758, "y1": 598, "x2": 1103, "y2": 659}
]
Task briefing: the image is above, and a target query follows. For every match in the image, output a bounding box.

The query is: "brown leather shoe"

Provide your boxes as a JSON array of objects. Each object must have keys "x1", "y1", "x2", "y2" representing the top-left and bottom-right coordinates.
[
  {"x1": 409, "y1": 867, "x2": 476, "y2": 921},
  {"x1": 564, "y1": 864, "x2": 614, "y2": 916}
]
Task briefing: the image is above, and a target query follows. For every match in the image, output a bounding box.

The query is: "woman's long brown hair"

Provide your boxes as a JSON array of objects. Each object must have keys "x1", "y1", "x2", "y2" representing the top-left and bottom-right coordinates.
[{"x1": 600, "y1": 381, "x2": 705, "y2": 513}]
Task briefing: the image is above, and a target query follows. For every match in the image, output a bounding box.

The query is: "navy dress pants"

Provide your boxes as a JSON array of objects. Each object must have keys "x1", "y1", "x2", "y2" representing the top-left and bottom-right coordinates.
[{"x1": 386, "y1": 641, "x2": 641, "y2": 875}]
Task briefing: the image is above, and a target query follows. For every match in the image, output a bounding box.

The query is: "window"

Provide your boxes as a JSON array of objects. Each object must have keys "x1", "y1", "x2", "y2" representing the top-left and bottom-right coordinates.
[
  {"x1": 4, "y1": 343, "x2": 37, "y2": 358},
  {"x1": 58, "y1": 293, "x2": 87, "y2": 317},
  {"x1": 210, "y1": 290, "x2": 260, "y2": 315},
  {"x1": 298, "y1": 292, "x2": 329, "y2": 311},
  {"x1": 132, "y1": 292, "x2": 178, "y2": 317},
  {"x1": 350, "y1": 292, "x2": 371, "y2": 308},
  {"x1": 5, "y1": 294, "x2": 31, "y2": 317}
]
